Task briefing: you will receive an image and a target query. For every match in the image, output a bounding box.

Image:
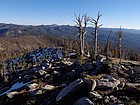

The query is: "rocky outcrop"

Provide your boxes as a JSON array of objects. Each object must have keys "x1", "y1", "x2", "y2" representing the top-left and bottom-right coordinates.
[
  {"x1": 0, "y1": 48, "x2": 140, "y2": 105},
  {"x1": 56, "y1": 79, "x2": 85, "y2": 102},
  {"x1": 96, "y1": 75, "x2": 120, "y2": 90}
]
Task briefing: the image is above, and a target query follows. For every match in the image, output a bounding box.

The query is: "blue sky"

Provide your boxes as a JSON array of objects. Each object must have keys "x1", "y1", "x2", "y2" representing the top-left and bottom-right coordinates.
[{"x1": 0, "y1": 0, "x2": 140, "y2": 29}]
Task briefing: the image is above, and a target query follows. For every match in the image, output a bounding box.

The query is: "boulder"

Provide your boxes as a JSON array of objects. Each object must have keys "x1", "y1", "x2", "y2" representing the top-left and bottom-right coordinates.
[
  {"x1": 41, "y1": 84, "x2": 55, "y2": 90},
  {"x1": 7, "y1": 91, "x2": 19, "y2": 98},
  {"x1": 56, "y1": 78, "x2": 85, "y2": 102},
  {"x1": 82, "y1": 60, "x2": 94, "y2": 71},
  {"x1": 95, "y1": 64, "x2": 109, "y2": 74},
  {"x1": 38, "y1": 70, "x2": 47, "y2": 76},
  {"x1": 96, "y1": 75, "x2": 120, "y2": 90},
  {"x1": 84, "y1": 78, "x2": 96, "y2": 91},
  {"x1": 104, "y1": 96, "x2": 110, "y2": 104},
  {"x1": 29, "y1": 89, "x2": 43, "y2": 96},
  {"x1": 28, "y1": 83, "x2": 39, "y2": 90},
  {"x1": 53, "y1": 70, "x2": 61, "y2": 77},
  {"x1": 109, "y1": 95, "x2": 117, "y2": 103},
  {"x1": 73, "y1": 97, "x2": 94, "y2": 105},
  {"x1": 104, "y1": 95, "x2": 118, "y2": 104},
  {"x1": 119, "y1": 96, "x2": 129, "y2": 102},
  {"x1": 125, "y1": 82, "x2": 140, "y2": 93},
  {"x1": 67, "y1": 70, "x2": 77, "y2": 79},
  {"x1": 126, "y1": 68, "x2": 134, "y2": 76},
  {"x1": 89, "y1": 91, "x2": 102, "y2": 100},
  {"x1": 95, "y1": 55, "x2": 105, "y2": 66}
]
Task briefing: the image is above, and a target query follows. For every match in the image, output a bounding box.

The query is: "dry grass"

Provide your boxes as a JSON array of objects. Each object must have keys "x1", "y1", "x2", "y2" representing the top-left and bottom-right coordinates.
[
  {"x1": 85, "y1": 74, "x2": 105, "y2": 80},
  {"x1": 0, "y1": 35, "x2": 62, "y2": 61}
]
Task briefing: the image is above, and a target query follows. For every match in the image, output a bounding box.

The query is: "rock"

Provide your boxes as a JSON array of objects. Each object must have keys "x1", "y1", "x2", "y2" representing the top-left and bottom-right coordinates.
[
  {"x1": 119, "y1": 96, "x2": 129, "y2": 102},
  {"x1": 110, "y1": 95, "x2": 117, "y2": 103},
  {"x1": 126, "y1": 68, "x2": 134, "y2": 76},
  {"x1": 125, "y1": 82, "x2": 140, "y2": 93},
  {"x1": 104, "y1": 96, "x2": 110, "y2": 103},
  {"x1": 73, "y1": 97, "x2": 94, "y2": 105},
  {"x1": 117, "y1": 82, "x2": 125, "y2": 90},
  {"x1": 67, "y1": 70, "x2": 77, "y2": 79},
  {"x1": 40, "y1": 60, "x2": 49, "y2": 67},
  {"x1": 89, "y1": 91, "x2": 102, "y2": 100},
  {"x1": 38, "y1": 70, "x2": 47, "y2": 76},
  {"x1": 121, "y1": 65, "x2": 127, "y2": 71},
  {"x1": 84, "y1": 78, "x2": 96, "y2": 91},
  {"x1": 117, "y1": 78, "x2": 126, "y2": 90},
  {"x1": 126, "y1": 82, "x2": 140, "y2": 87},
  {"x1": 28, "y1": 83, "x2": 39, "y2": 90},
  {"x1": 53, "y1": 70, "x2": 61, "y2": 77},
  {"x1": 104, "y1": 95, "x2": 118, "y2": 104},
  {"x1": 29, "y1": 88, "x2": 43, "y2": 96},
  {"x1": 56, "y1": 78, "x2": 85, "y2": 102},
  {"x1": 7, "y1": 91, "x2": 18, "y2": 98},
  {"x1": 62, "y1": 60, "x2": 73, "y2": 66},
  {"x1": 96, "y1": 75, "x2": 120, "y2": 90},
  {"x1": 0, "y1": 82, "x2": 30, "y2": 97},
  {"x1": 58, "y1": 84, "x2": 67, "y2": 88},
  {"x1": 44, "y1": 73, "x2": 51, "y2": 78},
  {"x1": 95, "y1": 55, "x2": 104, "y2": 66},
  {"x1": 41, "y1": 84, "x2": 55, "y2": 90},
  {"x1": 95, "y1": 63, "x2": 109, "y2": 74},
  {"x1": 127, "y1": 100, "x2": 137, "y2": 105},
  {"x1": 82, "y1": 60, "x2": 94, "y2": 71},
  {"x1": 112, "y1": 103, "x2": 125, "y2": 105}
]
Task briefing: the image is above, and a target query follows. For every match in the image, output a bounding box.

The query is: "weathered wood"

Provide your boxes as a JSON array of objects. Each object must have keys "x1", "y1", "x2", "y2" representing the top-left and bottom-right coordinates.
[
  {"x1": 90, "y1": 12, "x2": 103, "y2": 57},
  {"x1": 74, "y1": 14, "x2": 88, "y2": 55}
]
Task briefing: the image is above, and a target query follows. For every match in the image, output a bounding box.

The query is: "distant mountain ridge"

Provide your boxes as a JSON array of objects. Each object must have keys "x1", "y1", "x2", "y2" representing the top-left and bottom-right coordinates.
[{"x1": 0, "y1": 23, "x2": 140, "y2": 52}]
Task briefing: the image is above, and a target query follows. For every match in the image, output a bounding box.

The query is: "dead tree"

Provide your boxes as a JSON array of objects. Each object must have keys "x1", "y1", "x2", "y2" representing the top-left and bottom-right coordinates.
[
  {"x1": 106, "y1": 30, "x2": 112, "y2": 58},
  {"x1": 74, "y1": 13, "x2": 88, "y2": 55},
  {"x1": 117, "y1": 27, "x2": 122, "y2": 64},
  {"x1": 89, "y1": 12, "x2": 103, "y2": 57}
]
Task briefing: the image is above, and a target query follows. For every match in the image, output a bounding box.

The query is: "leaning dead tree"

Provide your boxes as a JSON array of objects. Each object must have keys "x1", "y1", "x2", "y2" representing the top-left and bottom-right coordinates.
[
  {"x1": 117, "y1": 27, "x2": 122, "y2": 64},
  {"x1": 74, "y1": 13, "x2": 88, "y2": 55},
  {"x1": 89, "y1": 12, "x2": 103, "y2": 57}
]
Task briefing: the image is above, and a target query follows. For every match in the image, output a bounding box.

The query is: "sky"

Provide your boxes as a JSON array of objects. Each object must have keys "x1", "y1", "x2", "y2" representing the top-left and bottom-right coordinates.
[{"x1": 0, "y1": 0, "x2": 140, "y2": 29}]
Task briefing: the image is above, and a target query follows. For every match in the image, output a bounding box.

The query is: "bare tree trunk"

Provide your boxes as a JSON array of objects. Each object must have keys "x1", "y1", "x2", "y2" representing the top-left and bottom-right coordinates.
[
  {"x1": 119, "y1": 37, "x2": 122, "y2": 63},
  {"x1": 94, "y1": 25, "x2": 98, "y2": 56},
  {"x1": 80, "y1": 32, "x2": 84, "y2": 55},
  {"x1": 90, "y1": 12, "x2": 103, "y2": 58},
  {"x1": 117, "y1": 27, "x2": 122, "y2": 64},
  {"x1": 74, "y1": 14, "x2": 88, "y2": 56}
]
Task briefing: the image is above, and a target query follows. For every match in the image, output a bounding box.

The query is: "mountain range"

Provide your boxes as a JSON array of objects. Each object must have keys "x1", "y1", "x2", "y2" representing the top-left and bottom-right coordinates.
[{"x1": 0, "y1": 23, "x2": 140, "y2": 52}]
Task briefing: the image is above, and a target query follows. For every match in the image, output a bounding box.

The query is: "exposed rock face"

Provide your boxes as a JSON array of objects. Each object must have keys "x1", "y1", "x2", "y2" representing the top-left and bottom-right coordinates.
[
  {"x1": 73, "y1": 97, "x2": 94, "y2": 105},
  {"x1": 96, "y1": 75, "x2": 120, "y2": 90},
  {"x1": 56, "y1": 79, "x2": 85, "y2": 102},
  {"x1": 1, "y1": 47, "x2": 140, "y2": 105}
]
